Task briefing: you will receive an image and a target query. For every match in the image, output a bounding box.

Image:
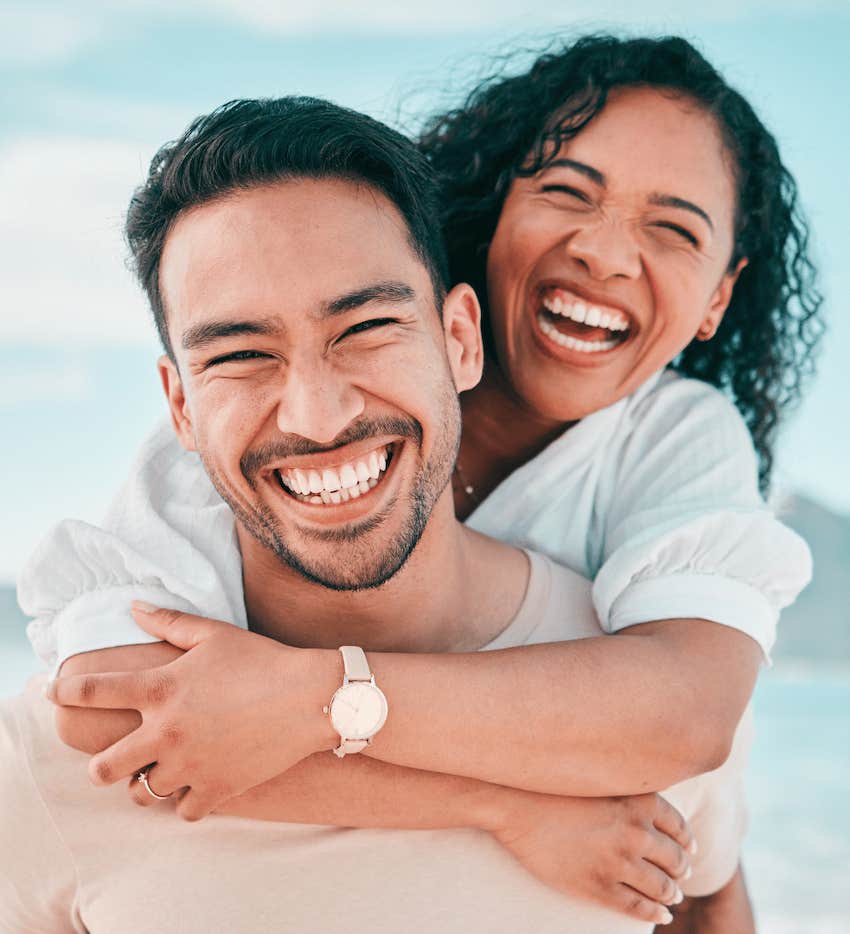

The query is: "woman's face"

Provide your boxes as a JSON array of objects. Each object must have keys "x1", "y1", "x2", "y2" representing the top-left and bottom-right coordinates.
[{"x1": 485, "y1": 85, "x2": 744, "y2": 422}]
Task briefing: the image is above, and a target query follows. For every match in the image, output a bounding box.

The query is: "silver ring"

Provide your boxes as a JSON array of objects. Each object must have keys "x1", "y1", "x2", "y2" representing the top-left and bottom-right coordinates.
[{"x1": 136, "y1": 767, "x2": 173, "y2": 800}]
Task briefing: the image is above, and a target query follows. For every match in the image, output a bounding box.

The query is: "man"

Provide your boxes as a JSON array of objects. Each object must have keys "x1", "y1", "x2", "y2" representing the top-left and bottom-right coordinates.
[{"x1": 2, "y1": 98, "x2": 749, "y2": 933}]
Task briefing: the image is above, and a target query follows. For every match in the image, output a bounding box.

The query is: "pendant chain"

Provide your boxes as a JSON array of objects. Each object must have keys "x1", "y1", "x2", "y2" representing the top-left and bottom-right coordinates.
[{"x1": 454, "y1": 460, "x2": 480, "y2": 506}]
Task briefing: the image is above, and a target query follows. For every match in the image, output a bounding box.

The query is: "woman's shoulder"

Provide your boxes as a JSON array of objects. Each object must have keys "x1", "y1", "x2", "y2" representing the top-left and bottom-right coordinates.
[{"x1": 617, "y1": 369, "x2": 752, "y2": 453}]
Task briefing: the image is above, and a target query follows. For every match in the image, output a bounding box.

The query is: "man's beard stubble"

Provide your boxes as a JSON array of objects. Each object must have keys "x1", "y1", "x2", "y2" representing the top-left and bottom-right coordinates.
[{"x1": 196, "y1": 383, "x2": 462, "y2": 592}]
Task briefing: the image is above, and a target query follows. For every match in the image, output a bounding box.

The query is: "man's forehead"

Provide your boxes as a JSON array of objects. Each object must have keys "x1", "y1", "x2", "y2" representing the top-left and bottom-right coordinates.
[{"x1": 159, "y1": 178, "x2": 431, "y2": 331}]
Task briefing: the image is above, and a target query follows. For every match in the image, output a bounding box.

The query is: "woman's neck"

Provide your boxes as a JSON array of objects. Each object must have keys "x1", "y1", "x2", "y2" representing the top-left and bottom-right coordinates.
[{"x1": 455, "y1": 362, "x2": 573, "y2": 518}]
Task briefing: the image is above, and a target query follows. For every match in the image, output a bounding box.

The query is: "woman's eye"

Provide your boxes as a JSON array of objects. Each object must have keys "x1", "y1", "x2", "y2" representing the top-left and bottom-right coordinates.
[
  {"x1": 207, "y1": 350, "x2": 270, "y2": 367},
  {"x1": 342, "y1": 317, "x2": 398, "y2": 338},
  {"x1": 540, "y1": 184, "x2": 591, "y2": 204},
  {"x1": 654, "y1": 222, "x2": 700, "y2": 247}
]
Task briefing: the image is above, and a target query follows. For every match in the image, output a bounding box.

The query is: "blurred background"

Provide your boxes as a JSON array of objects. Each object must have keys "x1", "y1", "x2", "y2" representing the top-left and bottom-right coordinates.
[{"x1": 1, "y1": 2, "x2": 848, "y2": 931}]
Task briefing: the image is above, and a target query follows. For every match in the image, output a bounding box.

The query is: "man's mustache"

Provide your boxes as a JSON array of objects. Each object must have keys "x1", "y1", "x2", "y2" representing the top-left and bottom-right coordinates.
[{"x1": 240, "y1": 416, "x2": 423, "y2": 481}]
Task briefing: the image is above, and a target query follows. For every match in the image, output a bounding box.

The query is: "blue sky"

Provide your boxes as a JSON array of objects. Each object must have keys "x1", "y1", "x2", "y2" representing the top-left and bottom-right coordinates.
[{"x1": 1, "y1": 0, "x2": 848, "y2": 582}]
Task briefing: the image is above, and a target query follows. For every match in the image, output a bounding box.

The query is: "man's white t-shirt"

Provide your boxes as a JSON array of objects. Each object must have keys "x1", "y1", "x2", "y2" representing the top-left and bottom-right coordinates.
[
  {"x1": 19, "y1": 370, "x2": 811, "y2": 675},
  {"x1": 1, "y1": 552, "x2": 750, "y2": 934}
]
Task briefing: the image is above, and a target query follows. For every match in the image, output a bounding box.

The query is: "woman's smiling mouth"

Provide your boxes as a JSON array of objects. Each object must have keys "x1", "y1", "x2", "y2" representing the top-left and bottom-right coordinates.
[{"x1": 535, "y1": 286, "x2": 633, "y2": 354}]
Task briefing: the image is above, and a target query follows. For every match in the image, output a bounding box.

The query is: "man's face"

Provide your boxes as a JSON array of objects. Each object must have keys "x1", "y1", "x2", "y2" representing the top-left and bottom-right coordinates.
[{"x1": 158, "y1": 178, "x2": 479, "y2": 590}]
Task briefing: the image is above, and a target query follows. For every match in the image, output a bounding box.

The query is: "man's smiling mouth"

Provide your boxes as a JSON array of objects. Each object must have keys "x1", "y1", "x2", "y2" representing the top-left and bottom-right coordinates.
[
  {"x1": 275, "y1": 443, "x2": 394, "y2": 505},
  {"x1": 536, "y1": 286, "x2": 633, "y2": 354}
]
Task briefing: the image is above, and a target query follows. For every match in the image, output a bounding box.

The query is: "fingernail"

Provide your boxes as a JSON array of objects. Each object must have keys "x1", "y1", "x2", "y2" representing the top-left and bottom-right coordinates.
[
  {"x1": 658, "y1": 907, "x2": 673, "y2": 924},
  {"x1": 684, "y1": 865, "x2": 693, "y2": 880},
  {"x1": 131, "y1": 601, "x2": 159, "y2": 614},
  {"x1": 672, "y1": 886, "x2": 684, "y2": 904},
  {"x1": 42, "y1": 680, "x2": 53, "y2": 699},
  {"x1": 688, "y1": 838, "x2": 698, "y2": 855}
]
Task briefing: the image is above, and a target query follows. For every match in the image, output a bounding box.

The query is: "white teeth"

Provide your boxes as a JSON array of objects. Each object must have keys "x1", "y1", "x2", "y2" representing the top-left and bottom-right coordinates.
[
  {"x1": 537, "y1": 311, "x2": 620, "y2": 353},
  {"x1": 322, "y1": 468, "x2": 341, "y2": 492},
  {"x1": 541, "y1": 292, "x2": 629, "y2": 334},
  {"x1": 339, "y1": 464, "x2": 358, "y2": 489},
  {"x1": 278, "y1": 444, "x2": 393, "y2": 504}
]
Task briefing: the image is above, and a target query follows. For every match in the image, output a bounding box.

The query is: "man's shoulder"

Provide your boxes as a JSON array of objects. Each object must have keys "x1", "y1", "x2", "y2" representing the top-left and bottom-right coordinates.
[{"x1": 0, "y1": 675, "x2": 54, "y2": 765}]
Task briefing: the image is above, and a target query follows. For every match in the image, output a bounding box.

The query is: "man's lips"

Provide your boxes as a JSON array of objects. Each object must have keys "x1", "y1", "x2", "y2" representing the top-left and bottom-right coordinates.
[{"x1": 276, "y1": 442, "x2": 393, "y2": 505}]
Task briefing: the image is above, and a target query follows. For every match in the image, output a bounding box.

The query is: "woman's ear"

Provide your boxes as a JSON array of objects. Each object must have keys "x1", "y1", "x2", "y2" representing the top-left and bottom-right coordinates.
[
  {"x1": 441, "y1": 283, "x2": 484, "y2": 392},
  {"x1": 157, "y1": 355, "x2": 197, "y2": 451},
  {"x1": 699, "y1": 256, "x2": 748, "y2": 341}
]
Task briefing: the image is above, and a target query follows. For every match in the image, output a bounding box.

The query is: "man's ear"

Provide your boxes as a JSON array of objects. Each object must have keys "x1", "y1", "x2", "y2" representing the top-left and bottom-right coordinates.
[
  {"x1": 157, "y1": 355, "x2": 197, "y2": 451},
  {"x1": 441, "y1": 283, "x2": 484, "y2": 392},
  {"x1": 698, "y1": 257, "x2": 748, "y2": 341}
]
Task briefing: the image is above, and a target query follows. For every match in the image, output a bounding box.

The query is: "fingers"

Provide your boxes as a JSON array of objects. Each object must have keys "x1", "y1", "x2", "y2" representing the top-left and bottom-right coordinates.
[
  {"x1": 653, "y1": 796, "x2": 697, "y2": 855},
  {"x1": 611, "y1": 884, "x2": 675, "y2": 926},
  {"x1": 644, "y1": 826, "x2": 692, "y2": 882},
  {"x1": 127, "y1": 763, "x2": 184, "y2": 808},
  {"x1": 131, "y1": 603, "x2": 226, "y2": 651},
  {"x1": 88, "y1": 731, "x2": 160, "y2": 786},
  {"x1": 622, "y1": 858, "x2": 684, "y2": 908},
  {"x1": 48, "y1": 668, "x2": 175, "y2": 710}
]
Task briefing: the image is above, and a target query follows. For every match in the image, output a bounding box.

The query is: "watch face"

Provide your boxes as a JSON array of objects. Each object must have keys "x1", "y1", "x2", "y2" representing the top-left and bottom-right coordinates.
[{"x1": 330, "y1": 682, "x2": 388, "y2": 740}]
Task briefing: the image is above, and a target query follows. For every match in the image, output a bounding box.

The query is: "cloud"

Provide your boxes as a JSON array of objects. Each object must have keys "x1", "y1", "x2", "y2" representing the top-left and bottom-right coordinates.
[
  {"x1": 6, "y1": 0, "x2": 846, "y2": 65},
  {"x1": 0, "y1": 361, "x2": 96, "y2": 407},
  {"x1": 0, "y1": 135, "x2": 160, "y2": 347},
  {"x1": 0, "y1": 4, "x2": 103, "y2": 65},
  {"x1": 157, "y1": 0, "x2": 850, "y2": 33}
]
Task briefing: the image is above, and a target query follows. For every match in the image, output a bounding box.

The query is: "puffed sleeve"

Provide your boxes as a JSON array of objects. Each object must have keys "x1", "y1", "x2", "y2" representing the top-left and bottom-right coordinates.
[
  {"x1": 0, "y1": 691, "x2": 84, "y2": 933},
  {"x1": 17, "y1": 418, "x2": 247, "y2": 676},
  {"x1": 591, "y1": 375, "x2": 812, "y2": 664}
]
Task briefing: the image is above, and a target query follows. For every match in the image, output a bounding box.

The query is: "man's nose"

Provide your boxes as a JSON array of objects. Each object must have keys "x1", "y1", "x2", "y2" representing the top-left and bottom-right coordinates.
[
  {"x1": 274, "y1": 360, "x2": 366, "y2": 444},
  {"x1": 564, "y1": 220, "x2": 642, "y2": 281}
]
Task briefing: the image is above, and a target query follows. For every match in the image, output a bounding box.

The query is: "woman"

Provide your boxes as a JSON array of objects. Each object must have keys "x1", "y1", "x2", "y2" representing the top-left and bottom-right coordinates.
[{"x1": 22, "y1": 34, "x2": 821, "y2": 930}]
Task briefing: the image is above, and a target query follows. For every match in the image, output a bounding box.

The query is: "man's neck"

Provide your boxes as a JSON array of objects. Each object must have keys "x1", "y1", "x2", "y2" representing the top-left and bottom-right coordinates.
[{"x1": 239, "y1": 490, "x2": 530, "y2": 654}]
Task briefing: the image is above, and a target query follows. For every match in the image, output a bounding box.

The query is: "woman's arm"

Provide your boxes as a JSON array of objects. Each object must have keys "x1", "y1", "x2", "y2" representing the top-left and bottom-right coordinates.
[
  {"x1": 54, "y1": 609, "x2": 761, "y2": 801},
  {"x1": 55, "y1": 644, "x2": 693, "y2": 929}
]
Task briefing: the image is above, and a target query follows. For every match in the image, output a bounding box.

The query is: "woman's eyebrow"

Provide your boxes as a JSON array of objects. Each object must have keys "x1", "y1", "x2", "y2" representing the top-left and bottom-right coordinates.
[
  {"x1": 543, "y1": 158, "x2": 605, "y2": 186},
  {"x1": 648, "y1": 193, "x2": 714, "y2": 232}
]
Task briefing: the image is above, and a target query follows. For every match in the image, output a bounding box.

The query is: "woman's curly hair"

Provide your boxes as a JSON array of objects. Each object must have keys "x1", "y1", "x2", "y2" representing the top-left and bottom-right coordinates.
[{"x1": 418, "y1": 34, "x2": 824, "y2": 493}]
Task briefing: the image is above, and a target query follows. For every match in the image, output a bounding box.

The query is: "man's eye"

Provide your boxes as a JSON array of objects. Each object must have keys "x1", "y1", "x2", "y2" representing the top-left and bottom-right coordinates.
[
  {"x1": 206, "y1": 350, "x2": 270, "y2": 367},
  {"x1": 342, "y1": 318, "x2": 398, "y2": 338},
  {"x1": 654, "y1": 222, "x2": 700, "y2": 247}
]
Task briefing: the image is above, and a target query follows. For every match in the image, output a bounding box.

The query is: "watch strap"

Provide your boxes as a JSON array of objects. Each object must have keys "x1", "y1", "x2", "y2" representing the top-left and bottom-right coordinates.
[
  {"x1": 332, "y1": 738, "x2": 369, "y2": 759},
  {"x1": 339, "y1": 645, "x2": 371, "y2": 682}
]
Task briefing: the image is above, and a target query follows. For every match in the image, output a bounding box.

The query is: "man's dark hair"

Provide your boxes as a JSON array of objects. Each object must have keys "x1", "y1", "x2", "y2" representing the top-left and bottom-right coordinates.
[
  {"x1": 127, "y1": 96, "x2": 449, "y2": 359},
  {"x1": 419, "y1": 34, "x2": 824, "y2": 493}
]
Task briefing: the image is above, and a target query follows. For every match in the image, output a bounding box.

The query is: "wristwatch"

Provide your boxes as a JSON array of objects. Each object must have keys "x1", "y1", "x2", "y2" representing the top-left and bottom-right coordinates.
[{"x1": 323, "y1": 646, "x2": 388, "y2": 758}]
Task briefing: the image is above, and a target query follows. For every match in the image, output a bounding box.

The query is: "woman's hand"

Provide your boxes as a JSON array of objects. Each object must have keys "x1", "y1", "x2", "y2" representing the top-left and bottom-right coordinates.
[
  {"x1": 46, "y1": 603, "x2": 339, "y2": 821},
  {"x1": 490, "y1": 791, "x2": 695, "y2": 927}
]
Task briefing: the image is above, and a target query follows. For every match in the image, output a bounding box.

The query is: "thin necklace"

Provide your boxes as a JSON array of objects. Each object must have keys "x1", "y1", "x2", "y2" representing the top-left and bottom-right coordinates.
[{"x1": 454, "y1": 460, "x2": 480, "y2": 505}]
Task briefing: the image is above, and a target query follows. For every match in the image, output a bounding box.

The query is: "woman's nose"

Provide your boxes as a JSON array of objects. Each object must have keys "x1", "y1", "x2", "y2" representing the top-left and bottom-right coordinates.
[{"x1": 564, "y1": 221, "x2": 642, "y2": 281}]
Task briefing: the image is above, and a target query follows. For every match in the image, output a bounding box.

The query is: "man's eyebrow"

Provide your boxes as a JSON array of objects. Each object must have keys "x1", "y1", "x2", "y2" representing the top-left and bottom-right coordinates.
[
  {"x1": 648, "y1": 193, "x2": 714, "y2": 232},
  {"x1": 322, "y1": 281, "x2": 417, "y2": 317},
  {"x1": 543, "y1": 158, "x2": 606, "y2": 187},
  {"x1": 181, "y1": 318, "x2": 285, "y2": 352}
]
